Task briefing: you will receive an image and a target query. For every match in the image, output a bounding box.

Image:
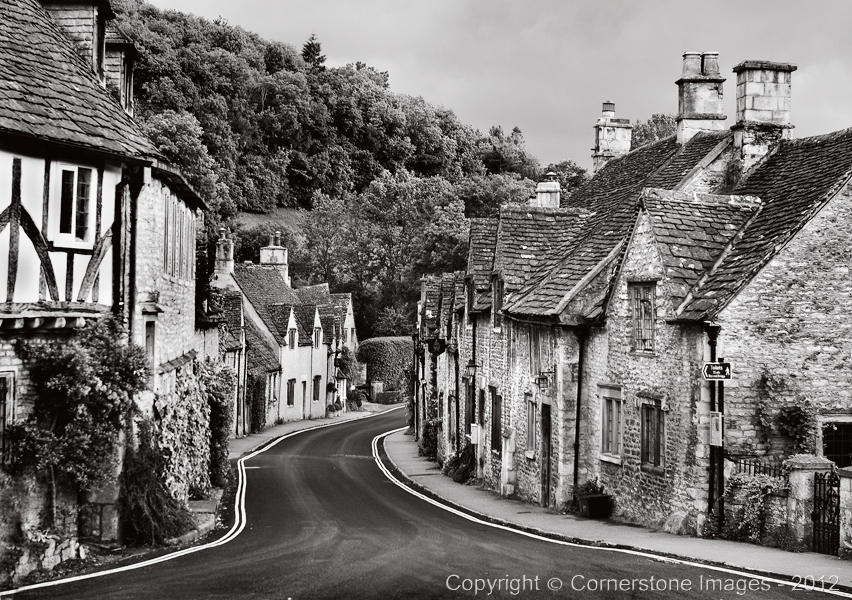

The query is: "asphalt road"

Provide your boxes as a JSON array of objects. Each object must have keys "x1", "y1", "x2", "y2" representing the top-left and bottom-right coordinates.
[{"x1": 8, "y1": 410, "x2": 832, "y2": 599}]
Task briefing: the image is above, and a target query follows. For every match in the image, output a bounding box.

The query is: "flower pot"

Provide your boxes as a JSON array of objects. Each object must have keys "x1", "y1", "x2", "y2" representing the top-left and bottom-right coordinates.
[{"x1": 578, "y1": 494, "x2": 612, "y2": 519}]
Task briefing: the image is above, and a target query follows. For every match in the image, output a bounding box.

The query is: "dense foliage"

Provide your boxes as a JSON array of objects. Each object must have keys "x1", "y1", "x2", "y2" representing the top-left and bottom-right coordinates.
[
  {"x1": 113, "y1": 1, "x2": 588, "y2": 337},
  {"x1": 356, "y1": 337, "x2": 413, "y2": 391},
  {"x1": 198, "y1": 361, "x2": 236, "y2": 489},
  {"x1": 7, "y1": 318, "x2": 148, "y2": 491},
  {"x1": 630, "y1": 113, "x2": 676, "y2": 150}
]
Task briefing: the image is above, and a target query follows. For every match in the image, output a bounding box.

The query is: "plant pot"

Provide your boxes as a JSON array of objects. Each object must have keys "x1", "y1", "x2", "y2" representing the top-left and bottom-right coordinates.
[{"x1": 578, "y1": 494, "x2": 612, "y2": 519}]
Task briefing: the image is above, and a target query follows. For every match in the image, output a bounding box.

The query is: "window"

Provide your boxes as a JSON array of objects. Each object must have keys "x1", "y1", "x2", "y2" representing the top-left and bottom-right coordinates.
[
  {"x1": 493, "y1": 277, "x2": 503, "y2": 328},
  {"x1": 526, "y1": 393, "x2": 536, "y2": 455},
  {"x1": 287, "y1": 379, "x2": 295, "y2": 406},
  {"x1": 490, "y1": 387, "x2": 502, "y2": 453},
  {"x1": 600, "y1": 385, "x2": 622, "y2": 458},
  {"x1": 478, "y1": 389, "x2": 485, "y2": 427},
  {"x1": 465, "y1": 380, "x2": 473, "y2": 435},
  {"x1": 313, "y1": 375, "x2": 321, "y2": 402},
  {"x1": 448, "y1": 395, "x2": 456, "y2": 447},
  {"x1": 0, "y1": 373, "x2": 13, "y2": 464},
  {"x1": 529, "y1": 325, "x2": 541, "y2": 375},
  {"x1": 302, "y1": 381, "x2": 307, "y2": 405},
  {"x1": 629, "y1": 283, "x2": 656, "y2": 352},
  {"x1": 55, "y1": 166, "x2": 93, "y2": 246},
  {"x1": 641, "y1": 401, "x2": 664, "y2": 468},
  {"x1": 314, "y1": 327, "x2": 322, "y2": 348},
  {"x1": 288, "y1": 328, "x2": 296, "y2": 350},
  {"x1": 162, "y1": 194, "x2": 196, "y2": 280},
  {"x1": 145, "y1": 322, "x2": 156, "y2": 386},
  {"x1": 822, "y1": 422, "x2": 852, "y2": 468}
]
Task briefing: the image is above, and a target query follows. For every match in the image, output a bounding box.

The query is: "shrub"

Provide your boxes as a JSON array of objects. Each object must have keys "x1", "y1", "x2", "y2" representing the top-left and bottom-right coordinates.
[
  {"x1": 337, "y1": 345, "x2": 360, "y2": 384},
  {"x1": 418, "y1": 419, "x2": 440, "y2": 460},
  {"x1": 347, "y1": 389, "x2": 364, "y2": 410},
  {"x1": 247, "y1": 372, "x2": 267, "y2": 433},
  {"x1": 121, "y1": 420, "x2": 195, "y2": 546},
  {"x1": 444, "y1": 444, "x2": 476, "y2": 483},
  {"x1": 356, "y1": 337, "x2": 413, "y2": 391},
  {"x1": 374, "y1": 391, "x2": 404, "y2": 405},
  {"x1": 198, "y1": 360, "x2": 236, "y2": 489}
]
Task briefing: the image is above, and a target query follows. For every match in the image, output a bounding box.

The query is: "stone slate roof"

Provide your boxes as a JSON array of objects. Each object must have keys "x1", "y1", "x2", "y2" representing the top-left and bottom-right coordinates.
[
  {"x1": 506, "y1": 132, "x2": 731, "y2": 318},
  {"x1": 493, "y1": 205, "x2": 587, "y2": 295},
  {"x1": 467, "y1": 218, "x2": 499, "y2": 293},
  {"x1": 295, "y1": 283, "x2": 330, "y2": 306},
  {"x1": 642, "y1": 188, "x2": 761, "y2": 311},
  {"x1": 422, "y1": 275, "x2": 441, "y2": 339},
  {"x1": 233, "y1": 264, "x2": 301, "y2": 344},
  {"x1": 293, "y1": 305, "x2": 318, "y2": 346},
  {"x1": 437, "y1": 272, "x2": 456, "y2": 341},
  {"x1": 453, "y1": 270, "x2": 466, "y2": 311},
  {"x1": 318, "y1": 305, "x2": 339, "y2": 344},
  {"x1": 245, "y1": 318, "x2": 280, "y2": 375},
  {"x1": 221, "y1": 291, "x2": 243, "y2": 352},
  {"x1": 680, "y1": 128, "x2": 852, "y2": 320},
  {"x1": 0, "y1": 0, "x2": 158, "y2": 159}
]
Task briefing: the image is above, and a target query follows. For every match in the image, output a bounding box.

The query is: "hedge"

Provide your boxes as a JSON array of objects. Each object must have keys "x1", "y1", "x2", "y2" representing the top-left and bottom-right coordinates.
[{"x1": 356, "y1": 336, "x2": 413, "y2": 391}]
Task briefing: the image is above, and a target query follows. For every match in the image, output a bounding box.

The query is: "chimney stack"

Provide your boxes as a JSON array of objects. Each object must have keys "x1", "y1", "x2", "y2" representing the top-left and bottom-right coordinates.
[
  {"x1": 676, "y1": 51, "x2": 726, "y2": 144},
  {"x1": 260, "y1": 230, "x2": 290, "y2": 286},
  {"x1": 731, "y1": 60, "x2": 796, "y2": 175},
  {"x1": 530, "y1": 172, "x2": 561, "y2": 208},
  {"x1": 592, "y1": 101, "x2": 632, "y2": 173},
  {"x1": 214, "y1": 227, "x2": 234, "y2": 276}
]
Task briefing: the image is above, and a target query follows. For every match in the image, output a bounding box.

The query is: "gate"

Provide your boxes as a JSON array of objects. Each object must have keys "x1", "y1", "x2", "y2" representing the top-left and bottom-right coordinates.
[{"x1": 812, "y1": 470, "x2": 840, "y2": 555}]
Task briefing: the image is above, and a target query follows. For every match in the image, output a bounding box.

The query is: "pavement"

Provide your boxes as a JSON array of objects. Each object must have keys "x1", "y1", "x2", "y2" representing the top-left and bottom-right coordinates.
[
  {"x1": 382, "y1": 430, "x2": 852, "y2": 588},
  {"x1": 228, "y1": 402, "x2": 397, "y2": 459}
]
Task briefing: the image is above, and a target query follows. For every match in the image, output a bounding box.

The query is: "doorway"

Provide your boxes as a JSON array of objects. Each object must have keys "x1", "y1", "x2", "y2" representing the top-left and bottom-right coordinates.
[{"x1": 541, "y1": 403, "x2": 551, "y2": 507}]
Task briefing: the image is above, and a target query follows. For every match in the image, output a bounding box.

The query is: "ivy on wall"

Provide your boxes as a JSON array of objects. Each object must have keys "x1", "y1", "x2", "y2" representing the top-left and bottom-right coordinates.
[{"x1": 356, "y1": 337, "x2": 413, "y2": 391}]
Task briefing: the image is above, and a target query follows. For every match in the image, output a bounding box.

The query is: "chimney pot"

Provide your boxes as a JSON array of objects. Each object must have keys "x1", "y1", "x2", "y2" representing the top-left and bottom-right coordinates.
[
  {"x1": 275, "y1": 231, "x2": 281, "y2": 246},
  {"x1": 592, "y1": 101, "x2": 632, "y2": 173},
  {"x1": 702, "y1": 52, "x2": 720, "y2": 76},
  {"x1": 682, "y1": 52, "x2": 702, "y2": 77},
  {"x1": 676, "y1": 50, "x2": 726, "y2": 144}
]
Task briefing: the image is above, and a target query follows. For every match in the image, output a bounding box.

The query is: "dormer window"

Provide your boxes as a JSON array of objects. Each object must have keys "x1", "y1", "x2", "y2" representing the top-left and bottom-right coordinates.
[
  {"x1": 288, "y1": 328, "x2": 296, "y2": 350},
  {"x1": 314, "y1": 327, "x2": 322, "y2": 348},
  {"x1": 52, "y1": 165, "x2": 94, "y2": 248}
]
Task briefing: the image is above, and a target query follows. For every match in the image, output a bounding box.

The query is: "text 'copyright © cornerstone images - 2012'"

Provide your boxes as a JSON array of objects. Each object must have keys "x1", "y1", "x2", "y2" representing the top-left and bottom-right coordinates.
[{"x1": 444, "y1": 573, "x2": 816, "y2": 596}]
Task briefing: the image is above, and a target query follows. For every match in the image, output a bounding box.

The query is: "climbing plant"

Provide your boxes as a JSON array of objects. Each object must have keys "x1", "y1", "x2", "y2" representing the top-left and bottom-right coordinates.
[
  {"x1": 777, "y1": 402, "x2": 816, "y2": 454},
  {"x1": 198, "y1": 360, "x2": 236, "y2": 489}
]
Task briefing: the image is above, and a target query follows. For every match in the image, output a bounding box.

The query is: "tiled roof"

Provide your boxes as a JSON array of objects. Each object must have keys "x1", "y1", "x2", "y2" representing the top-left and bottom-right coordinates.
[
  {"x1": 680, "y1": 128, "x2": 852, "y2": 320},
  {"x1": 422, "y1": 275, "x2": 441, "y2": 338},
  {"x1": 221, "y1": 291, "x2": 243, "y2": 351},
  {"x1": 295, "y1": 283, "x2": 330, "y2": 306},
  {"x1": 293, "y1": 304, "x2": 318, "y2": 346},
  {"x1": 0, "y1": 0, "x2": 158, "y2": 159},
  {"x1": 267, "y1": 303, "x2": 299, "y2": 344},
  {"x1": 453, "y1": 270, "x2": 466, "y2": 311},
  {"x1": 233, "y1": 264, "x2": 301, "y2": 344},
  {"x1": 467, "y1": 218, "x2": 498, "y2": 291},
  {"x1": 318, "y1": 305, "x2": 338, "y2": 344},
  {"x1": 493, "y1": 205, "x2": 587, "y2": 294},
  {"x1": 245, "y1": 318, "x2": 280, "y2": 375},
  {"x1": 642, "y1": 188, "x2": 761, "y2": 310},
  {"x1": 507, "y1": 132, "x2": 731, "y2": 317},
  {"x1": 437, "y1": 272, "x2": 456, "y2": 340}
]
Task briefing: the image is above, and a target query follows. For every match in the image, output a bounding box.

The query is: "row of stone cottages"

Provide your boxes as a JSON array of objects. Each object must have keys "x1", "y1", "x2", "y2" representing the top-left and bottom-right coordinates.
[
  {"x1": 416, "y1": 51, "x2": 852, "y2": 552},
  {"x1": 0, "y1": 0, "x2": 356, "y2": 569}
]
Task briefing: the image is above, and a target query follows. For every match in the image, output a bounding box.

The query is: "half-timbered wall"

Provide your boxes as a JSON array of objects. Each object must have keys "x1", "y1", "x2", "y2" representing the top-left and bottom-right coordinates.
[{"x1": 0, "y1": 148, "x2": 118, "y2": 312}]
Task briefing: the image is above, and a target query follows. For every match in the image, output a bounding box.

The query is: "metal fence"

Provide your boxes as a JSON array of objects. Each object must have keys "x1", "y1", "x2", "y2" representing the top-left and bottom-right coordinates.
[{"x1": 732, "y1": 458, "x2": 787, "y2": 480}]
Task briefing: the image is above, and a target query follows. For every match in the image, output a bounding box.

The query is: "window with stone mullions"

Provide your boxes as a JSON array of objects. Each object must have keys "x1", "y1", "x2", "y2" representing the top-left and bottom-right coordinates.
[
  {"x1": 601, "y1": 388, "x2": 622, "y2": 456},
  {"x1": 630, "y1": 283, "x2": 655, "y2": 352}
]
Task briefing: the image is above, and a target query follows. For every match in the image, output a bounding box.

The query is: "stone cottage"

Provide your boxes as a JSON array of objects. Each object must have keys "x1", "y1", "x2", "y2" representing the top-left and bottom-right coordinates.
[
  {"x1": 431, "y1": 51, "x2": 852, "y2": 543},
  {"x1": 0, "y1": 0, "x2": 223, "y2": 577}
]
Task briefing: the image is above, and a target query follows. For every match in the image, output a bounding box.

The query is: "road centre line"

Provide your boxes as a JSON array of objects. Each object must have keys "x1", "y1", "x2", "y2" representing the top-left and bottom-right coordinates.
[{"x1": 371, "y1": 428, "x2": 852, "y2": 599}]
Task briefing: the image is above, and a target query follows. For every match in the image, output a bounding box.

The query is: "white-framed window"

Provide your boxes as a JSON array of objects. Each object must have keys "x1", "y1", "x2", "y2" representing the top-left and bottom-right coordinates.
[
  {"x1": 0, "y1": 372, "x2": 15, "y2": 465},
  {"x1": 525, "y1": 393, "x2": 536, "y2": 455},
  {"x1": 52, "y1": 164, "x2": 95, "y2": 248},
  {"x1": 600, "y1": 385, "x2": 622, "y2": 460}
]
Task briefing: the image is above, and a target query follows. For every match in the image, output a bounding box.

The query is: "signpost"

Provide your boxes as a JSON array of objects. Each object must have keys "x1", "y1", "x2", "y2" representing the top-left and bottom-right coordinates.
[{"x1": 702, "y1": 362, "x2": 732, "y2": 381}]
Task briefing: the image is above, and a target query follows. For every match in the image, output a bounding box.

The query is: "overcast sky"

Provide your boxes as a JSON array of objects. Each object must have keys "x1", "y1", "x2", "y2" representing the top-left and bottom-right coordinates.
[{"x1": 147, "y1": 0, "x2": 852, "y2": 171}]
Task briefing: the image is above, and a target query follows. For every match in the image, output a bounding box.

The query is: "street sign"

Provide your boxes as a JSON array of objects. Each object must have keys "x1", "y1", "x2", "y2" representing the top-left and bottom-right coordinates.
[{"x1": 702, "y1": 362, "x2": 732, "y2": 381}]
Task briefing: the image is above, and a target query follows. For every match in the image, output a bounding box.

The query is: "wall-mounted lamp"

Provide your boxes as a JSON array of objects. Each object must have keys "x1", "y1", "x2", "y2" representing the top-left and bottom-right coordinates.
[
  {"x1": 535, "y1": 369, "x2": 555, "y2": 388},
  {"x1": 464, "y1": 360, "x2": 478, "y2": 380}
]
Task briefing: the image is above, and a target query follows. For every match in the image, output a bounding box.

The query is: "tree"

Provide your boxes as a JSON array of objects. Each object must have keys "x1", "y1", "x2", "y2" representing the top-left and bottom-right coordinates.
[
  {"x1": 479, "y1": 125, "x2": 541, "y2": 180},
  {"x1": 630, "y1": 113, "x2": 676, "y2": 150},
  {"x1": 544, "y1": 160, "x2": 589, "y2": 200},
  {"x1": 301, "y1": 33, "x2": 326, "y2": 71},
  {"x1": 452, "y1": 173, "x2": 535, "y2": 217}
]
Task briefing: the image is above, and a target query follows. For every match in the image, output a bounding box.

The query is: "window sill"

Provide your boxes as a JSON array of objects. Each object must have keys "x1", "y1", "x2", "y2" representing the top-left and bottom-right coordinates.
[
  {"x1": 491, "y1": 449, "x2": 501, "y2": 457},
  {"x1": 630, "y1": 351, "x2": 657, "y2": 358},
  {"x1": 492, "y1": 327, "x2": 502, "y2": 333},
  {"x1": 640, "y1": 463, "x2": 665, "y2": 476},
  {"x1": 599, "y1": 453, "x2": 622, "y2": 466},
  {"x1": 524, "y1": 450, "x2": 535, "y2": 460}
]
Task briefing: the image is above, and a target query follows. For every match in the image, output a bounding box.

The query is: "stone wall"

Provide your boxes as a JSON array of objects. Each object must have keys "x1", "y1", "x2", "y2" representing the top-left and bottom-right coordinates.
[{"x1": 718, "y1": 183, "x2": 852, "y2": 461}]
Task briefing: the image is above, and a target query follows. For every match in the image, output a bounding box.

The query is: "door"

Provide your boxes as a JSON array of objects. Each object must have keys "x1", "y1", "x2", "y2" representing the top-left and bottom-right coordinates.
[{"x1": 541, "y1": 403, "x2": 552, "y2": 507}]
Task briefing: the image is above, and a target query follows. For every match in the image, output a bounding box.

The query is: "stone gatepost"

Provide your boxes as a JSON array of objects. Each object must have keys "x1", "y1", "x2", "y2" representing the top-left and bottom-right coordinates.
[
  {"x1": 839, "y1": 468, "x2": 852, "y2": 558},
  {"x1": 784, "y1": 455, "x2": 833, "y2": 548},
  {"x1": 500, "y1": 428, "x2": 516, "y2": 497}
]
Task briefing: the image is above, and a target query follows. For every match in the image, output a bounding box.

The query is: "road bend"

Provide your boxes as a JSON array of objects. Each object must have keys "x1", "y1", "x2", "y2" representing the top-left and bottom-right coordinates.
[{"x1": 8, "y1": 410, "x2": 832, "y2": 599}]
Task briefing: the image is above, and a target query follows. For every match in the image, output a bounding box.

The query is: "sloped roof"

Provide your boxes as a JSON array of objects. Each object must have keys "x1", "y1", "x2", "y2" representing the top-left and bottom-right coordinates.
[
  {"x1": 0, "y1": 0, "x2": 157, "y2": 159},
  {"x1": 680, "y1": 128, "x2": 852, "y2": 320},
  {"x1": 221, "y1": 291, "x2": 243, "y2": 351},
  {"x1": 466, "y1": 218, "x2": 498, "y2": 292},
  {"x1": 267, "y1": 303, "x2": 298, "y2": 342},
  {"x1": 506, "y1": 132, "x2": 729, "y2": 317},
  {"x1": 453, "y1": 270, "x2": 466, "y2": 311},
  {"x1": 642, "y1": 188, "x2": 761, "y2": 310},
  {"x1": 317, "y1": 305, "x2": 338, "y2": 344},
  {"x1": 422, "y1": 275, "x2": 441, "y2": 339},
  {"x1": 437, "y1": 272, "x2": 456, "y2": 340},
  {"x1": 295, "y1": 283, "x2": 330, "y2": 306},
  {"x1": 245, "y1": 318, "x2": 280, "y2": 375},
  {"x1": 233, "y1": 264, "x2": 301, "y2": 343},
  {"x1": 293, "y1": 304, "x2": 318, "y2": 346}
]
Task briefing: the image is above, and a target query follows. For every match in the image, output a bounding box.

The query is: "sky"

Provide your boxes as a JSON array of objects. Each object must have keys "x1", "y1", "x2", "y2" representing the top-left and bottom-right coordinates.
[{"x1": 147, "y1": 0, "x2": 852, "y2": 171}]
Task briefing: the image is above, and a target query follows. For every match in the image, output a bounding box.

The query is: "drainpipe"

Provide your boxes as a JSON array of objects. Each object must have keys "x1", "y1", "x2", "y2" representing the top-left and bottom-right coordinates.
[
  {"x1": 572, "y1": 325, "x2": 589, "y2": 499},
  {"x1": 717, "y1": 354, "x2": 726, "y2": 530},
  {"x1": 705, "y1": 324, "x2": 721, "y2": 515},
  {"x1": 454, "y1": 347, "x2": 460, "y2": 454}
]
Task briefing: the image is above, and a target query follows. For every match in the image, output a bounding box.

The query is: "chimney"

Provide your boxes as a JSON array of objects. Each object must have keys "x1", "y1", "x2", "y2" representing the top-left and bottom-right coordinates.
[
  {"x1": 260, "y1": 230, "x2": 290, "y2": 286},
  {"x1": 676, "y1": 51, "x2": 726, "y2": 144},
  {"x1": 592, "y1": 101, "x2": 632, "y2": 173},
  {"x1": 40, "y1": 1, "x2": 114, "y2": 84},
  {"x1": 104, "y1": 23, "x2": 137, "y2": 116},
  {"x1": 731, "y1": 60, "x2": 796, "y2": 174},
  {"x1": 530, "y1": 172, "x2": 561, "y2": 208},
  {"x1": 214, "y1": 228, "x2": 234, "y2": 276}
]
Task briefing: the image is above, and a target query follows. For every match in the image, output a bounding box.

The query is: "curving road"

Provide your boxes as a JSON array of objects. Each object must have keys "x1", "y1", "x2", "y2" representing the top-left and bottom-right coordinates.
[{"x1": 7, "y1": 410, "x2": 838, "y2": 599}]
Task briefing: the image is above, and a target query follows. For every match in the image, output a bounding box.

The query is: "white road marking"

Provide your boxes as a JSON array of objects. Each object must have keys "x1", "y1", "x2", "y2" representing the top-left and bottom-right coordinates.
[
  {"x1": 371, "y1": 427, "x2": 852, "y2": 599},
  {"x1": 0, "y1": 407, "x2": 404, "y2": 597}
]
